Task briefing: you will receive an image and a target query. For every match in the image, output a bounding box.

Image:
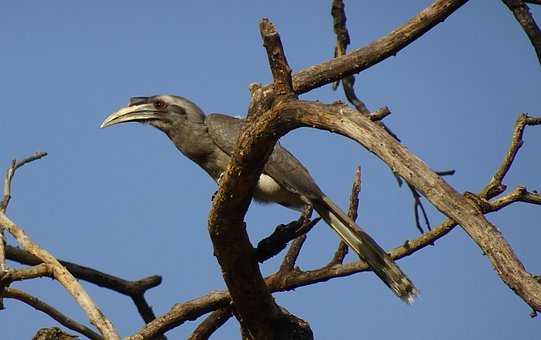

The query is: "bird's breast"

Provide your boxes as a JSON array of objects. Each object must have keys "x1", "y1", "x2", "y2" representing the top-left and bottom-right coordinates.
[{"x1": 253, "y1": 174, "x2": 305, "y2": 210}]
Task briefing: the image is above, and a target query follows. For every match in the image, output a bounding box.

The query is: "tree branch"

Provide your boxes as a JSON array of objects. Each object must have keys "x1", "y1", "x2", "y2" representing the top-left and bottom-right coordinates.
[
  {"x1": 328, "y1": 166, "x2": 361, "y2": 266},
  {"x1": 207, "y1": 18, "x2": 311, "y2": 339},
  {"x1": 130, "y1": 176, "x2": 540, "y2": 339},
  {"x1": 0, "y1": 154, "x2": 119, "y2": 339},
  {"x1": 480, "y1": 113, "x2": 541, "y2": 199},
  {"x1": 2, "y1": 287, "x2": 102, "y2": 340},
  {"x1": 188, "y1": 307, "x2": 233, "y2": 340},
  {"x1": 273, "y1": 100, "x2": 541, "y2": 311},
  {"x1": 290, "y1": 0, "x2": 469, "y2": 94},
  {"x1": 502, "y1": 0, "x2": 541, "y2": 64},
  {"x1": 5, "y1": 245, "x2": 161, "y2": 324}
]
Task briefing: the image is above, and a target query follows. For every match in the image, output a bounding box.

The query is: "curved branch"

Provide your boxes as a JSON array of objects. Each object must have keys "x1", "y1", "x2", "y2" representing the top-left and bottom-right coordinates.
[
  {"x1": 502, "y1": 0, "x2": 541, "y2": 64},
  {"x1": 130, "y1": 176, "x2": 540, "y2": 339},
  {"x1": 290, "y1": 0, "x2": 469, "y2": 94},
  {"x1": 0, "y1": 213, "x2": 119, "y2": 339},
  {"x1": 2, "y1": 287, "x2": 102, "y2": 340},
  {"x1": 188, "y1": 307, "x2": 233, "y2": 340},
  {"x1": 5, "y1": 245, "x2": 161, "y2": 324},
  {"x1": 130, "y1": 215, "x2": 457, "y2": 339},
  {"x1": 0, "y1": 153, "x2": 119, "y2": 339},
  {"x1": 275, "y1": 100, "x2": 541, "y2": 311}
]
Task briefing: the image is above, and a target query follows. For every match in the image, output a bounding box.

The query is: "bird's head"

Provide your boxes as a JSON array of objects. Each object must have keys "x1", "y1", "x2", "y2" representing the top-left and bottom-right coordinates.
[{"x1": 100, "y1": 95, "x2": 205, "y2": 133}]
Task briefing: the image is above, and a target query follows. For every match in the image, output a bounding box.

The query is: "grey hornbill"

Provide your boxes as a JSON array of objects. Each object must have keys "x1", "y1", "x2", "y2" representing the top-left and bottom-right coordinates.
[{"x1": 101, "y1": 95, "x2": 418, "y2": 303}]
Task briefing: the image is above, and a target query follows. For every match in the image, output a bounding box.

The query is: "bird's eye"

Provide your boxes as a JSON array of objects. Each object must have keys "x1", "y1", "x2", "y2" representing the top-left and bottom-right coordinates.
[{"x1": 154, "y1": 100, "x2": 167, "y2": 110}]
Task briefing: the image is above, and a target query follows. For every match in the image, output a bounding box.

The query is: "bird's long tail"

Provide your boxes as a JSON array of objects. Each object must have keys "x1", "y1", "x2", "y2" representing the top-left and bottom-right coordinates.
[{"x1": 313, "y1": 196, "x2": 418, "y2": 303}]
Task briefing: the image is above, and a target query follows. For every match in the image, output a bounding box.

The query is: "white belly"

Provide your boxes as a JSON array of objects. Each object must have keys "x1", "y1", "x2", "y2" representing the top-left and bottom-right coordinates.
[{"x1": 253, "y1": 174, "x2": 304, "y2": 210}]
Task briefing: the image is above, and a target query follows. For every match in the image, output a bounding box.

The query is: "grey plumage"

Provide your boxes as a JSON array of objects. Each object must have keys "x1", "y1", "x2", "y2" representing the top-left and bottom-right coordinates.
[{"x1": 101, "y1": 94, "x2": 418, "y2": 303}]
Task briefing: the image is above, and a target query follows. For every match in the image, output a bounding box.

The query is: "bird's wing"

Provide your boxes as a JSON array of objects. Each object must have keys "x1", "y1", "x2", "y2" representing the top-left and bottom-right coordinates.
[{"x1": 206, "y1": 113, "x2": 323, "y2": 200}]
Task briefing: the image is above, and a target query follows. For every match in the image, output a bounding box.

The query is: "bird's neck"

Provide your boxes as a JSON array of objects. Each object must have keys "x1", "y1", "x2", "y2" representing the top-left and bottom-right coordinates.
[{"x1": 165, "y1": 121, "x2": 225, "y2": 181}]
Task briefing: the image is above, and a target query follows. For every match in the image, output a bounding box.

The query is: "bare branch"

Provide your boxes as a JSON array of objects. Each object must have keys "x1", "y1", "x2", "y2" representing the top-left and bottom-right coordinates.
[
  {"x1": 369, "y1": 107, "x2": 392, "y2": 121},
  {"x1": 0, "y1": 152, "x2": 48, "y2": 309},
  {"x1": 260, "y1": 18, "x2": 296, "y2": 100},
  {"x1": 256, "y1": 214, "x2": 320, "y2": 264},
  {"x1": 481, "y1": 113, "x2": 541, "y2": 199},
  {"x1": 328, "y1": 166, "x2": 361, "y2": 266},
  {"x1": 5, "y1": 245, "x2": 161, "y2": 324},
  {"x1": 33, "y1": 327, "x2": 78, "y2": 340},
  {"x1": 276, "y1": 100, "x2": 541, "y2": 311},
  {"x1": 0, "y1": 212, "x2": 118, "y2": 338},
  {"x1": 279, "y1": 235, "x2": 307, "y2": 275},
  {"x1": 486, "y1": 186, "x2": 541, "y2": 211},
  {"x1": 330, "y1": 0, "x2": 389, "y2": 118},
  {"x1": 131, "y1": 216, "x2": 457, "y2": 338},
  {"x1": 291, "y1": 0, "x2": 469, "y2": 94},
  {"x1": 502, "y1": 0, "x2": 541, "y2": 64},
  {"x1": 207, "y1": 18, "x2": 311, "y2": 339},
  {"x1": 0, "y1": 154, "x2": 119, "y2": 339},
  {"x1": 188, "y1": 307, "x2": 233, "y2": 340},
  {"x1": 131, "y1": 176, "x2": 539, "y2": 338},
  {"x1": 2, "y1": 287, "x2": 102, "y2": 340},
  {"x1": 129, "y1": 291, "x2": 231, "y2": 340},
  {"x1": 1, "y1": 263, "x2": 52, "y2": 284},
  {"x1": 1, "y1": 152, "x2": 47, "y2": 212}
]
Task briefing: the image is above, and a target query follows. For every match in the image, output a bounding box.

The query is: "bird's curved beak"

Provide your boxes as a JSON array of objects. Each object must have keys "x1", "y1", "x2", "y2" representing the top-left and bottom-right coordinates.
[{"x1": 100, "y1": 103, "x2": 159, "y2": 128}]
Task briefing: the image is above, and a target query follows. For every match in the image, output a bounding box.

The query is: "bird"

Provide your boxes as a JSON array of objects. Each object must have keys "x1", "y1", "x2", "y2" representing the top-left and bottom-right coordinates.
[{"x1": 101, "y1": 95, "x2": 418, "y2": 303}]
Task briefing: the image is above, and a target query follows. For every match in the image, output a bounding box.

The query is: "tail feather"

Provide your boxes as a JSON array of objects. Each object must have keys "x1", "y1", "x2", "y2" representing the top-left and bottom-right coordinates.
[{"x1": 313, "y1": 196, "x2": 418, "y2": 303}]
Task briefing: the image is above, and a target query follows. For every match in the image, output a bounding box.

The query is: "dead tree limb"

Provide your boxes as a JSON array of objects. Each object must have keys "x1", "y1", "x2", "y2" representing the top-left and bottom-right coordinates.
[
  {"x1": 502, "y1": 0, "x2": 541, "y2": 64},
  {"x1": 2, "y1": 287, "x2": 102, "y2": 340}
]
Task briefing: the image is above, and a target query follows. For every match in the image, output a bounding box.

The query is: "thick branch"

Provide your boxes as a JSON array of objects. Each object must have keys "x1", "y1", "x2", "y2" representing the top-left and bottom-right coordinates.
[
  {"x1": 131, "y1": 215, "x2": 458, "y2": 339},
  {"x1": 502, "y1": 0, "x2": 541, "y2": 64},
  {"x1": 274, "y1": 100, "x2": 541, "y2": 311},
  {"x1": 207, "y1": 19, "x2": 309, "y2": 340},
  {"x1": 131, "y1": 173, "x2": 541, "y2": 339},
  {"x1": 2, "y1": 287, "x2": 102, "y2": 340}
]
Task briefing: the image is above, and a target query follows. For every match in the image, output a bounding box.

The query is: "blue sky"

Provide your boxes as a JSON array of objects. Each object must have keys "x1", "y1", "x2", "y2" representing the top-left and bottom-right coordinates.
[{"x1": 1, "y1": 1, "x2": 540, "y2": 339}]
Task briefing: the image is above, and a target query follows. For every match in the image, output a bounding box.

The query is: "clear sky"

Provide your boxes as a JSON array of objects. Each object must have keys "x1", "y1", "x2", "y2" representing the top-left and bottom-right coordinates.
[{"x1": 1, "y1": 1, "x2": 540, "y2": 339}]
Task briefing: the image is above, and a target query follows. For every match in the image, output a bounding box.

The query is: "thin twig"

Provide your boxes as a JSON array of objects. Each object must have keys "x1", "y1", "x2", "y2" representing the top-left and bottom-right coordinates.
[
  {"x1": 0, "y1": 152, "x2": 48, "y2": 309},
  {"x1": 2, "y1": 287, "x2": 102, "y2": 340},
  {"x1": 407, "y1": 182, "x2": 432, "y2": 233},
  {"x1": 406, "y1": 170, "x2": 455, "y2": 234},
  {"x1": 331, "y1": 0, "x2": 389, "y2": 117},
  {"x1": 1, "y1": 152, "x2": 47, "y2": 212},
  {"x1": 328, "y1": 166, "x2": 361, "y2": 266},
  {"x1": 480, "y1": 113, "x2": 541, "y2": 199}
]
